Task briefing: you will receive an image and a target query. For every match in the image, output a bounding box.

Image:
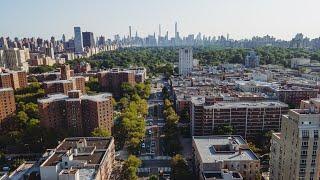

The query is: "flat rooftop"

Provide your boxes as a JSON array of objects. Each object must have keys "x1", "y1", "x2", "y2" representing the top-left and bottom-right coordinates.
[
  {"x1": 43, "y1": 137, "x2": 112, "y2": 167},
  {"x1": 0, "y1": 87, "x2": 14, "y2": 92},
  {"x1": 206, "y1": 101, "x2": 288, "y2": 109},
  {"x1": 191, "y1": 97, "x2": 288, "y2": 109},
  {"x1": 37, "y1": 93, "x2": 68, "y2": 103},
  {"x1": 193, "y1": 136, "x2": 259, "y2": 164}
]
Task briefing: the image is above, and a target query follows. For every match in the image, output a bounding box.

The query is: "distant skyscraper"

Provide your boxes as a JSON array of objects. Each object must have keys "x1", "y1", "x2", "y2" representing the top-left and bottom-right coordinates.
[
  {"x1": 175, "y1": 22, "x2": 178, "y2": 39},
  {"x1": 62, "y1": 34, "x2": 66, "y2": 42},
  {"x1": 74, "y1": 27, "x2": 83, "y2": 54},
  {"x1": 45, "y1": 47, "x2": 55, "y2": 59},
  {"x1": 129, "y1": 26, "x2": 132, "y2": 39},
  {"x1": 82, "y1": 32, "x2": 95, "y2": 48},
  {"x1": 179, "y1": 48, "x2": 193, "y2": 75}
]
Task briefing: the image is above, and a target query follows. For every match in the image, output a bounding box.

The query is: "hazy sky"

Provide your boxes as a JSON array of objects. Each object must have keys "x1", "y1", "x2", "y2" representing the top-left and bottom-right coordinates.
[{"x1": 1, "y1": 0, "x2": 320, "y2": 40}]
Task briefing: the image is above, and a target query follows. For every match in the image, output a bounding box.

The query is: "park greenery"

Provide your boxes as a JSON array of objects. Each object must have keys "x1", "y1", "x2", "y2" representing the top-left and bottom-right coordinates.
[
  {"x1": 28, "y1": 65, "x2": 57, "y2": 74},
  {"x1": 67, "y1": 46, "x2": 320, "y2": 77}
]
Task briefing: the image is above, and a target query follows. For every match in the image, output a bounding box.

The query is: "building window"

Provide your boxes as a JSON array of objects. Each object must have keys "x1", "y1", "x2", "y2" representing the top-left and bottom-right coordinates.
[
  {"x1": 302, "y1": 130, "x2": 309, "y2": 138},
  {"x1": 314, "y1": 130, "x2": 318, "y2": 138},
  {"x1": 302, "y1": 141, "x2": 308, "y2": 147}
]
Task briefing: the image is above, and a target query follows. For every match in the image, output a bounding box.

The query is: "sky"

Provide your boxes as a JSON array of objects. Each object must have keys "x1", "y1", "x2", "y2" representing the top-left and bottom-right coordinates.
[{"x1": 1, "y1": 0, "x2": 320, "y2": 40}]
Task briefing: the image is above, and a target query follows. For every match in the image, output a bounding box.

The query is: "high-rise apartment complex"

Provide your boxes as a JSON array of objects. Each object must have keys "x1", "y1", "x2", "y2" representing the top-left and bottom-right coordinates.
[
  {"x1": 0, "y1": 71, "x2": 27, "y2": 90},
  {"x1": 43, "y1": 76, "x2": 86, "y2": 95},
  {"x1": 178, "y1": 48, "x2": 193, "y2": 76},
  {"x1": 270, "y1": 98, "x2": 320, "y2": 180},
  {"x1": 191, "y1": 97, "x2": 288, "y2": 139},
  {"x1": 0, "y1": 88, "x2": 16, "y2": 129},
  {"x1": 38, "y1": 91, "x2": 113, "y2": 136},
  {"x1": 60, "y1": 64, "x2": 71, "y2": 80},
  {"x1": 82, "y1": 32, "x2": 95, "y2": 48},
  {"x1": 74, "y1": 27, "x2": 83, "y2": 54},
  {"x1": 97, "y1": 68, "x2": 136, "y2": 97}
]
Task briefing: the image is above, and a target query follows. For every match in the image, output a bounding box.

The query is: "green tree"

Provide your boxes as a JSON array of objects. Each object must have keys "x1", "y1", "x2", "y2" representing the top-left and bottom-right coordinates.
[
  {"x1": 171, "y1": 154, "x2": 192, "y2": 180},
  {"x1": 122, "y1": 155, "x2": 141, "y2": 180},
  {"x1": 213, "y1": 125, "x2": 235, "y2": 135},
  {"x1": 148, "y1": 175, "x2": 158, "y2": 180},
  {"x1": 91, "y1": 127, "x2": 111, "y2": 137}
]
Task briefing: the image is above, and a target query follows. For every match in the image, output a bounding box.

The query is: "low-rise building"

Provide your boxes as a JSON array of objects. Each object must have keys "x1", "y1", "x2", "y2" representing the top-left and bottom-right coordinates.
[
  {"x1": 40, "y1": 137, "x2": 115, "y2": 180},
  {"x1": 192, "y1": 136, "x2": 260, "y2": 180}
]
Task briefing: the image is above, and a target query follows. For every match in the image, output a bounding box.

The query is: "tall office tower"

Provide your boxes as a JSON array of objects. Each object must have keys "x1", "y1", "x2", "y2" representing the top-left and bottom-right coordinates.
[
  {"x1": 82, "y1": 32, "x2": 95, "y2": 48},
  {"x1": 74, "y1": 27, "x2": 83, "y2": 54},
  {"x1": 159, "y1": 24, "x2": 161, "y2": 38},
  {"x1": 129, "y1": 26, "x2": 132, "y2": 39},
  {"x1": 61, "y1": 34, "x2": 66, "y2": 42},
  {"x1": 60, "y1": 64, "x2": 71, "y2": 80},
  {"x1": 45, "y1": 47, "x2": 55, "y2": 59},
  {"x1": 179, "y1": 48, "x2": 193, "y2": 75},
  {"x1": 0, "y1": 88, "x2": 16, "y2": 129},
  {"x1": 270, "y1": 98, "x2": 320, "y2": 180},
  {"x1": 0, "y1": 37, "x2": 8, "y2": 49},
  {"x1": 97, "y1": 36, "x2": 106, "y2": 46},
  {"x1": 175, "y1": 22, "x2": 178, "y2": 39},
  {"x1": 38, "y1": 91, "x2": 114, "y2": 136}
]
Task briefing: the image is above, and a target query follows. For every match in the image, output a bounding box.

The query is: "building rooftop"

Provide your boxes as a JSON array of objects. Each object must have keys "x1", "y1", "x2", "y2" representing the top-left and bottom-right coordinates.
[
  {"x1": 82, "y1": 93, "x2": 112, "y2": 102},
  {"x1": 37, "y1": 93, "x2": 68, "y2": 103},
  {"x1": 193, "y1": 136, "x2": 259, "y2": 164},
  {"x1": 0, "y1": 87, "x2": 14, "y2": 92},
  {"x1": 42, "y1": 137, "x2": 112, "y2": 167},
  {"x1": 43, "y1": 79, "x2": 73, "y2": 84}
]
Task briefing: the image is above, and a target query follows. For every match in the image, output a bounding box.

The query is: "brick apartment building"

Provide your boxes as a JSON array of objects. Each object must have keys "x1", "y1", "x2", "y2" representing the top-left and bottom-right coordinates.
[
  {"x1": 38, "y1": 90, "x2": 113, "y2": 136},
  {"x1": 43, "y1": 76, "x2": 86, "y2": 95},
  {"x1": 97, "y1": 68, "x2": 136, "y2": 97},
  {"x1": 275, "y1": 86, "x2": 318, "y2": 108},
  {"x1": 0, "y1": 71, "x2": 27, "y2": 90},
  {"x1": 0, "y1": 88, "x2": 16, "y2": 129},
  {"x1": 191, "y1": 97, "x2": 288, "y2": 139}
]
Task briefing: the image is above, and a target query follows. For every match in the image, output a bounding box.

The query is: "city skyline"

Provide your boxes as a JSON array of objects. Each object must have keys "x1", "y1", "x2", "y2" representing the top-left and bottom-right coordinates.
[{"x1": 1, "y1": 0, "x2": 320, "y2": 40}]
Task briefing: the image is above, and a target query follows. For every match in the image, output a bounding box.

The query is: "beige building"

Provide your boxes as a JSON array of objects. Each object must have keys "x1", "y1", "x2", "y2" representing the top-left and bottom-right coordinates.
[
  {"x1": 40, "y1": 137, "x2": 115, "y2": 180},
  {"x1": 270, "y1": 98, "x2": 320, "y2": 180},
  {"x1": 0, "y1": 48, "x2": 29, "y2": 71},
  {"x1": 192, "y1": 136, "x2": 260, "y2": 180}
]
